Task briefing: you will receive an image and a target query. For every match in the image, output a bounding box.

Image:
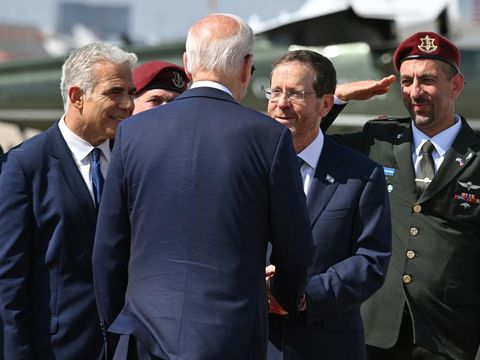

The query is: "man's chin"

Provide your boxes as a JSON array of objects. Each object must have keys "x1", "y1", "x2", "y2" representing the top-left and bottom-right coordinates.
[{"x1": 413, "y1": 115, "x2": 433, "y2": 128}]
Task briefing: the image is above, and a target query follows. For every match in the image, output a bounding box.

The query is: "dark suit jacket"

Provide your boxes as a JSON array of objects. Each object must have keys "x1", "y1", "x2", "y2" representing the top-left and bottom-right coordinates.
[
  {"x1": 0, "y1": 124, "x2": 104, "y2": 359},
  {"x1": 93, "y1": 87, "x2": 313, "y2": 360},
  {"x1": 269, "y1": 136, "x2": 391, "y2": 360},
  {"x1": 323, "y1": 107, "x2": 480, "y2": 360}
]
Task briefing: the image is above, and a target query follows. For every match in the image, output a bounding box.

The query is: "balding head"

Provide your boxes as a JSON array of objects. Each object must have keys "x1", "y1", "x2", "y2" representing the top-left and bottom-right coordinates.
[{"x1": 185, "y1": 13, "x2": 254, "y2": 80}]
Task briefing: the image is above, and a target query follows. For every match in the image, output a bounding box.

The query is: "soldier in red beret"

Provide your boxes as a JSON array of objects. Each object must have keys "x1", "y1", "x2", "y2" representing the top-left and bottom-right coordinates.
[
  {"x1": 132, "y1": 60, "x2": 189, "y2": 115},
  {"x1": 321, "y1": 31, "x2": 480, "y2": 360}
]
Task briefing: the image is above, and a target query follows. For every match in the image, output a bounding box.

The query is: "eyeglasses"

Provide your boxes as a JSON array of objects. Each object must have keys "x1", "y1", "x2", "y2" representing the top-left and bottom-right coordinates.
[{"x1": 264, "y1": 88, "x2": 316, "y2": 104}]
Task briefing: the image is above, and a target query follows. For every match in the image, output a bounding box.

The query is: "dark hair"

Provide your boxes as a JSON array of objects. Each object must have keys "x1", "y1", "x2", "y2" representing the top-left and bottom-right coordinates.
[
  {"x1": 271, "y1": 50, "x2": 337, "y2": 97},
  {"x1": 438, "y1": 60, "x2": 458, "y2": 80}
]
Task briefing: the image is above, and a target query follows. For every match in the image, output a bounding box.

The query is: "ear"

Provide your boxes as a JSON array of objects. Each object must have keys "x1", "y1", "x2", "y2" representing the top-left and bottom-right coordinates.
[
  {"x1": 318, "y1": 94, "x2": 335, "y2": 118},
  {"x1": 68, "y1": 86, "x2": 84, "y2": 110},
  {"x1": 183, "y1": 52, "x2": 192, "y2": 80},
  {"x1": 451, "y1": 72, "x2": 465, "y2": 99},
  {"x1": 240, "y1": 55, "x2": 252, "y2": 84}
]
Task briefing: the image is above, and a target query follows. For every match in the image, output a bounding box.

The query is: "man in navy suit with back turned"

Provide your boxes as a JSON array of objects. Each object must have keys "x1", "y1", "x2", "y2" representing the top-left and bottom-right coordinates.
[
  {"x1": 265, "y1": 50, "x2": 392, "y2": 359},
  {"x1": 0, "y1": 42, "x2": 137, "y2": 359},
  {"x1": 93, "y1": 13, "x2": 313, "y2": 360}
]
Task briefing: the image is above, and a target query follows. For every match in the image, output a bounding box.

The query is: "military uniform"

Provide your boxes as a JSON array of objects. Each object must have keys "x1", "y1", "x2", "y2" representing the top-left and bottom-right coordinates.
[{"x1": 323, "y1": 113, "x2": 480, "y2": 359}]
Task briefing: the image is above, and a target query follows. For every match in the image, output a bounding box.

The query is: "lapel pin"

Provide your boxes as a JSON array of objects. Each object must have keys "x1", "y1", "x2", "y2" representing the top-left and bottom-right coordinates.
[
  {"x1": 326, "y1": 174, "x2": 335, "y2": 184},
  {"x1": 387, "y1": 184, "x2": 394, "y2": 193},
  {"x1": 455, "y1": 157, "x2": 465, "y2": 167}
]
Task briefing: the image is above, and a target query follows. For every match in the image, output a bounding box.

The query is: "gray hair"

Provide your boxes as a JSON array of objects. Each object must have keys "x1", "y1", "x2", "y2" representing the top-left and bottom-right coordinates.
[
  {"x1": 60, "y1": 42, "x2": 137, "y2": 112},
  {"x1": 185, "y1": 13, "x2": 254, "y2": 77}
]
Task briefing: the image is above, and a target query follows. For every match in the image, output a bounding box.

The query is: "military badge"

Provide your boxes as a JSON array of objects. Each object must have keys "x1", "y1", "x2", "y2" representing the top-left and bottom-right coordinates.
[
  {"x1": 384, "y1": 167, "x2": 395, "y2": 176},
  {"x1": 418, "y1": 35, "x2": 438, "y2": 53},
  {"x1": 454, "y1": 180, "x2": 480, "y2": 208},
  {"x1": 172, "y1": 71, "x2": 186, "y2": 89}
]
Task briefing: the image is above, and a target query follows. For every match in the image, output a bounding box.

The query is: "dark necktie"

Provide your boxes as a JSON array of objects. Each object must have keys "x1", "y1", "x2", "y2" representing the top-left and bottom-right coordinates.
[
  {"x1": 91, "y1": 148, "x2": 104, "y2": 208},
  {"x1": 416, "y1": 140, "x2": 435, "y2": 196},
  {"x1": 297, "y1": 156, "x2": 305, "y2": 171}
]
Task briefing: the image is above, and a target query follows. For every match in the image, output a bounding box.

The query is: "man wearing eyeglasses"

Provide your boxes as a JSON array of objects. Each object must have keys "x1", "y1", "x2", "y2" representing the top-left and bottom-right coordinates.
[{"x1": 265, "y1": 50, "x2": 392, "y2": 360}]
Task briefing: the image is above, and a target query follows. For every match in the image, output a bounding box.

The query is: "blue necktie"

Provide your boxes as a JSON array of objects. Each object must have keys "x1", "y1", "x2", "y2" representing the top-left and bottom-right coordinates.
[{"x1": 91, "y1": 148, "x2": 104, "y2": 208}]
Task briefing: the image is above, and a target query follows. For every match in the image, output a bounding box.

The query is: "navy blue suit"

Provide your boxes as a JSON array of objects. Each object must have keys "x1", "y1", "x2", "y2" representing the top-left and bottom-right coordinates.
[
  {"x1": 0, "y1": 124, "x2": 104, "y2": 359},
  {"x1": 270, "y1": 136, "x2": 391, "y2": 360},
  {"x1": 93, "y1": 87, "x2": 313, "y2": 360}
]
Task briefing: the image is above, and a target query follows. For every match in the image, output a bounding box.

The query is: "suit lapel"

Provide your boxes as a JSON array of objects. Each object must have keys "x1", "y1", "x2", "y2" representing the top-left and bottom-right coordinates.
[
  {"x1": 419, "y1": 118, "x2": 479, "y2": 202},
  {"x1": 46, "y1": 124, "x2": 97, "y2": 236},
  {"x1": 307, "y1": 137, "x2": 341, "y2": 226},
  {"x1": 392, "y1": 126, "x2": 417, "y2": 201}
]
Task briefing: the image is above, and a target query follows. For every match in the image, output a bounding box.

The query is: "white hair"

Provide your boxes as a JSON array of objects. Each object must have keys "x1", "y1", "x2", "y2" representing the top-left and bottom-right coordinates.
[
  {"x1": 185, "y1": 13, "x2": 254, "y2": 77},
  {"x1": 60, "y1": 41, "x2": 137, "y2": 112}
]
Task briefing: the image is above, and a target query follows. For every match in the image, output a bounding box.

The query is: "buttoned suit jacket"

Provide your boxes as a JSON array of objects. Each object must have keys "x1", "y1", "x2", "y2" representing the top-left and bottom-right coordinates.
[
  {"x1": 322, "y1": 107, "x2": 480, "y2": 360},
  {"x1": 93, "y1": 87, "x2": 313, "y2": 360},
  {"x1": 0, "y1": 123, "x2": 104, "y2": 359},
  {"x1": 269, "y1": 135, "x2": 391, "y2": 360}
]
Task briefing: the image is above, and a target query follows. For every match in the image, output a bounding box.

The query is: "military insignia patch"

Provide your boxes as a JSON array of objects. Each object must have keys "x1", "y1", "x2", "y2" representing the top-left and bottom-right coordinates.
[
  {"x1": 384, "y1": 167, "x2": 395, "y2": 176},
  {"x1": 418, "y1": 35, "x2": 438, "y2": 53}
]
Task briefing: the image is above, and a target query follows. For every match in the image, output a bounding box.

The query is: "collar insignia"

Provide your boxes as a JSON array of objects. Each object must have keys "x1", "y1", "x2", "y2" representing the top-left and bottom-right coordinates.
[{"x1": 418, "y1": 35, "x2": 438, "y2": 53}]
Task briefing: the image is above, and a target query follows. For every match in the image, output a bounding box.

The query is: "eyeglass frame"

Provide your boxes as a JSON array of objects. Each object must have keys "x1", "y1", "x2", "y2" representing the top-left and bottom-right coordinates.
[
  {"x1": 264, "y1": 88, "x2": 318, "y2": 104},
  {"x1": 244, "y1": 54, "x2": 255, "y2": 76}
]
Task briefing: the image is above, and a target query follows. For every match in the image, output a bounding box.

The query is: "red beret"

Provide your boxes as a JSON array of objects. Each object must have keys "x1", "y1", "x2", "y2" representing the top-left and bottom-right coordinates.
[
  {"x1": 133, "y1": 60, "x2": 189, "y2": 95},
  {"x1": 393, "y1": 31, "x2": 460, "y2": 72}
]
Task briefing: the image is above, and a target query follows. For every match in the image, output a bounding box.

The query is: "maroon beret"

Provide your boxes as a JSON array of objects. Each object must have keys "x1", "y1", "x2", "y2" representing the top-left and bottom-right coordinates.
[
  {"x1": 393, "y1": 31, "x2": 460, "y2": 72},
  {"x1": 133, "y1": 60, "x2": 189, "y2": 95}
]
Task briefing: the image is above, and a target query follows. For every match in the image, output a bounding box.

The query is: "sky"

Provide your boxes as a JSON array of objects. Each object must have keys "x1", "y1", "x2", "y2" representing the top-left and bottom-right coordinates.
[{"x1": 0, "y1": 0, "x2": 306, "y2": 44}]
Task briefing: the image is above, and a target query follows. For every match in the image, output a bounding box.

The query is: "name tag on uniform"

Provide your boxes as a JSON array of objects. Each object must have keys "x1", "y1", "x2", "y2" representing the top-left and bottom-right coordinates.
[{"x1": 384, "y1": 167, "x2": 395, "y2": 177}]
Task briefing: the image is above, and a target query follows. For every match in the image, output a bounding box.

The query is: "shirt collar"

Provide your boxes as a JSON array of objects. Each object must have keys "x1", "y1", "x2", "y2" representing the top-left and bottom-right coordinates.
[
  {"x1": 190, "y1": 80, "x2": 234, "y2": 97},
  {"x1": 411, "y1": 114, "x2": 462, "y2": 157},
  {"x1": 297, "y1": 130, "x2": 324, "y2": 171},
  {"x1": 58, "y1": 116, "x2": 111, "y2": 163}
]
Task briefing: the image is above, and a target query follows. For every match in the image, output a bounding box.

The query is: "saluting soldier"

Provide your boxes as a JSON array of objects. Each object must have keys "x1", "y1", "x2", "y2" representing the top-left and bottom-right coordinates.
[{"x1": 322, "y1": 32, "x2": 480, "y2": 360}]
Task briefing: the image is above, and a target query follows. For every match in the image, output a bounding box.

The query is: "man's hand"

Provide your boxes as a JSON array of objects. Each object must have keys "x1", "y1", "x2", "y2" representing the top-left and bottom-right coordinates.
[
  {"x1": 335, "y1": 75, "x2": 396, "y2": 101},
  {"x1": 265, "y1": 265, "x2": 288, "y2": 315}
]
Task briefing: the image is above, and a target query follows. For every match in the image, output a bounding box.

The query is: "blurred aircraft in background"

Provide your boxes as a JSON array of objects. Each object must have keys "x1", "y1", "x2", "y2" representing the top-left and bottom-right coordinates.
[{"x1": 0, "y1": 0, "x2": 479, "y2": 149}]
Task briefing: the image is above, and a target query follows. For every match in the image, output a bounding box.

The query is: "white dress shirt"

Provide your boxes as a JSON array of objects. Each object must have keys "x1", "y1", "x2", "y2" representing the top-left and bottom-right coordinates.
[
  {"x1": 58, "y1": 116, "x2": 111, "y2": 203},
  {"x1": 297, "y1": 130, "x2": 324, "y2": 195},
  {"x1": 411, "y1": 114, "x2": 461, "y2": 175},
  {"x1": 190, "y1": 80, "x2": 234, "y2": 97}
]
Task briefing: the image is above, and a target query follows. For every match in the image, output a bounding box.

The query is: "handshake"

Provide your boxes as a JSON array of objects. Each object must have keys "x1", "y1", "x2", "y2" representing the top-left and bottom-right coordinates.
[{"x1": 265, "y1": 265, "x2": 306, "y2": 315}]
